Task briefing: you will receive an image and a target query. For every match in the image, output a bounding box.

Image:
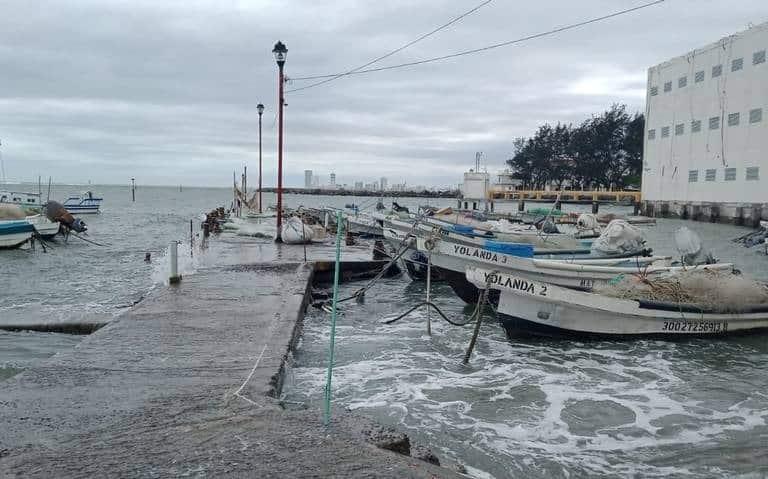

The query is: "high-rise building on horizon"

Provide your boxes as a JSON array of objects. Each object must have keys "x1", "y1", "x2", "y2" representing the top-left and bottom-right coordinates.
[
  {"x1": 304, "y1": 170, "x2": 313, "y2": 189},
  {"x1": 380, "y1": 177, "x2": 387, "y2": 191},
  {"x1": 329, "y1": 173, "x2": 336, "y2": 189}
]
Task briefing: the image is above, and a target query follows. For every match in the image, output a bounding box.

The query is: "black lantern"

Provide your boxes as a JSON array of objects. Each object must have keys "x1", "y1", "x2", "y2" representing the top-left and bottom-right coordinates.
[{"x1": 272, "y1": 41, "x2": 287, "y2": 67}]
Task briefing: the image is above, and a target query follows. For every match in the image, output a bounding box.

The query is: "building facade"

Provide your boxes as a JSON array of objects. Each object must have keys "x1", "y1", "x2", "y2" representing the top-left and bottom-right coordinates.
[
  {"x1": 304, "y1": 170, "x2": 313, "y2": 189},
  {"x1": 642, "y1": 21, "x2": 767, "y2": 223}
]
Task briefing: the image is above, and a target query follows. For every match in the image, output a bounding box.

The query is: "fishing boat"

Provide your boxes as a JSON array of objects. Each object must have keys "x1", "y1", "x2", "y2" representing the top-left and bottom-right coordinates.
[
  {"x1": 0, "y1": 220, "x2": 34, "y2": 249},
  {"x1": 63, "y1": 191, "x2": 102, "y2": 214},
  {"x1": 25, "y1": 214, "x2": 60, "y2": 239},
  {"x1": 0, "y1": 189, "x2": 43, "y2": 211},
  {"x1": 346, "y1": 213, "x2": 383, "y2": 237},
  {"x1": 414, "y1": 233, "x2": 730, "y2": 304},
  {"x1": 466, "y1": 266, "x2": 768, "y2": 338}
]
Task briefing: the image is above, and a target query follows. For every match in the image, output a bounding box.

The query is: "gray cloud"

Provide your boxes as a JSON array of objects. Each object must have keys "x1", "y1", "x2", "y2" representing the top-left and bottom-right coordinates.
[{"x1": 1, "y1": 0, "x2": 766, "y2": 187}]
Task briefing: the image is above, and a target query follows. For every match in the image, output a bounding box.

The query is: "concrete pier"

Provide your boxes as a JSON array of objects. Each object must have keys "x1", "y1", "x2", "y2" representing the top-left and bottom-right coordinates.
[{"x1": 0, "y1": 258, "x2": 459, "y2": 478}]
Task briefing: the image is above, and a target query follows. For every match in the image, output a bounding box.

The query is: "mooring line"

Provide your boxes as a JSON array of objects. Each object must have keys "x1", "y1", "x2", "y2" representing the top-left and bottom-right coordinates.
[{"x1": 233, "y1": 343, "x2": 268, "y2": 406}]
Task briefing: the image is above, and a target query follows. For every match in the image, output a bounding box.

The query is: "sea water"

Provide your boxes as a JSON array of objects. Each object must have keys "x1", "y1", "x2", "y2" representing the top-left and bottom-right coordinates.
[{"x1": 2, "y1": 185, "x2": 767, "y2": 477}]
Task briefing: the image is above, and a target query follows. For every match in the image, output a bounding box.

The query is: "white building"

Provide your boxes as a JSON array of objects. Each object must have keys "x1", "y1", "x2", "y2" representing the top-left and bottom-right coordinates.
[
  {"x1": 493, "y1": 168, "x2": 523, "y2": 192},
  {"x1": 329, "y1": 173, "x2": 336, "y2": 189},
  {"x1": 304, "y1": 170, "x2": 313, "y2": 189},
  {"x1": 642, "y1": 21, "x2": 767, "y2": 221},
  {"x1": 380, "y1": 177, "x2": 388, "y2": 191}
]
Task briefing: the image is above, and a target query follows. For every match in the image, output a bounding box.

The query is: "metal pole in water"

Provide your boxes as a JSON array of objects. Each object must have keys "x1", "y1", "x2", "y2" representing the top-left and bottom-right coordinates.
[
  {"x1": 169, "y1": 241, "x2": 181, "y2": 284},
  {"x1": 131, "y1": 178, "x2": 136, "y2": 202},
  {"x1": 324, "y1": 211, "x2": 343, "y2": 426},
  {"x1": 426, "y1": 250, "x2": 432, "y2": 336},
  {"x1": 189, "y1": 220, "x2": 194, "y2": 257}
]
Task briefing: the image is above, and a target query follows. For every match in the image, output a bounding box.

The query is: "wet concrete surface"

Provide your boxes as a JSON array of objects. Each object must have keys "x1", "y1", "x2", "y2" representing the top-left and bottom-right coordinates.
[{"x1": 0, "y1": 249, "x2": 460, "y2": 478}]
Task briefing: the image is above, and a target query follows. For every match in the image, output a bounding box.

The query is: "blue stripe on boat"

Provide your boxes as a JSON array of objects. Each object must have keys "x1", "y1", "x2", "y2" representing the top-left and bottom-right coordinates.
[
  {"x1": 0, "y1": 221, "x2": 35, "y2": 235},
  {"x1": 483, "y1": 240, "x2": 535, "y2": 257}
]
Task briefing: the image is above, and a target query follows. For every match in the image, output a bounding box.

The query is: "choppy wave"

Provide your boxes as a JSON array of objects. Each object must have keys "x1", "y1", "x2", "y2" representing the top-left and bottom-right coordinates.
[{"x1": 285, "y1": 279, "x2": 768, "y2": 478}]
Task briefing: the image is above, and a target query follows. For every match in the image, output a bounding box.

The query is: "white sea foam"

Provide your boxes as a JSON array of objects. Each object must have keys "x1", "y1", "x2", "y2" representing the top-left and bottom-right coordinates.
[
  {"x1": 286, "y1": 279, "x2": 768, "y2": 479},
  {"x1": 150, "y1": 241, "x2": 199, "y2": 285}
]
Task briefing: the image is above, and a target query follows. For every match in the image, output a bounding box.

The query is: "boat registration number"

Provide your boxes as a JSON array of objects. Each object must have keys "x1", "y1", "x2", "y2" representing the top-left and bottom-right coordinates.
[{"x1": 662, "y1": 320, "x2": 728, "y2": 333}]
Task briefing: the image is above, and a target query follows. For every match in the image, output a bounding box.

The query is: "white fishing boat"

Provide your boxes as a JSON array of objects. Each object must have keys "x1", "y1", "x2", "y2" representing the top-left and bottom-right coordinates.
[
  {"x1": 466, "y1": 266, "x2": 768, "y2": 338},
  {"x1": 0, "y1": 189, "x2": 43, "y2": 210},
  {"x1": 25, "y1": 214, "x2": 60, "y2": 239},
  {"x1": 346, "y1": 213, "x2": 383, "y2": 236},
  {"x1": 416, "y1": 234, "x2": 729, "y2": 304},
  {"x1": 63, "y1": 191, "x2": 102, "y2": 214},
  {"x1": 383, "y1": 217, "x2": 600, "y2": 256},
  {"x1": 0, "y1": 219, "x2": 34, "y2": 249}
]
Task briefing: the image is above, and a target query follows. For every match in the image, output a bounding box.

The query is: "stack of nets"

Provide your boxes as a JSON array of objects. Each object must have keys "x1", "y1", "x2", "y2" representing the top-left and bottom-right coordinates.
[{"x1": 597, "y1": 269, "x2": 768, "y2": 313}]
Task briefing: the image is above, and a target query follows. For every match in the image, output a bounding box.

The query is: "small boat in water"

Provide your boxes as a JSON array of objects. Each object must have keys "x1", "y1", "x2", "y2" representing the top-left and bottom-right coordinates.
[
  {"x1": 25, "y1": 214, "x2": 60, "y2": 239},
  {"x1": 63, "y1": 191, "x2": 102, "y2": 214},
  {"x1": 0, "y1": 220, "x2": 34, "y2": 249},
  {"x1": 466, "y1": 266, "x2": 768, "y2": 339},
  {"x1": 0, "y1": 189, "x2": 43, "y2": 211}
]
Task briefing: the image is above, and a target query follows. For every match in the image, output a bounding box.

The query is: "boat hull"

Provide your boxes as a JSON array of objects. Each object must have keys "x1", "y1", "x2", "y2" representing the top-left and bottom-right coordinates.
[
  {"x1": 466, "y1": 267, "x2": 768, "y2": 339},
  {"x1": 0, "y1": 221, "x2": 34, "y2": 249},
  {"x1": 62, "y1": 205, "x2": 100, "y2": 214}
]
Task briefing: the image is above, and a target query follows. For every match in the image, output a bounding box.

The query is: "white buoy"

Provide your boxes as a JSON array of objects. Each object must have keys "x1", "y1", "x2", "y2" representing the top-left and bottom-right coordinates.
[{"x1": 169, "y1": 241, "x2": 182, "y2": 284}]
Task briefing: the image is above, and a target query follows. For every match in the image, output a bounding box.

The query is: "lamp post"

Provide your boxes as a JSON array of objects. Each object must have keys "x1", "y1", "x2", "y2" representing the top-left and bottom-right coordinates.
[
  {"x1": 257, "y1": 103, "x2": 264, "y2": 213},
  {"x1": 272, "y1": 40, "x2": 287, "y2": 242}
]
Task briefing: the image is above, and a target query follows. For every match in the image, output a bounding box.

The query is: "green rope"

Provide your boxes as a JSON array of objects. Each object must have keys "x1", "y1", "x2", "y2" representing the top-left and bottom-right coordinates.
[{"x1": 324, "y1": 211, "x2": 344, "y2": 426}]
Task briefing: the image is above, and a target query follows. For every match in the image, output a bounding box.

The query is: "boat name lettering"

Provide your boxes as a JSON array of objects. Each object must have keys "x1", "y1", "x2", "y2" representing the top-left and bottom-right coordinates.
[
  {"x1": 662, "y1": 320, "x2": 728, "y2": 333},
  {"x1": 483, "y1": 273, "x2": 544, "y2": 296},
  {"x1": 453, "y1": 245, "x2": 507, "y2": 264}
]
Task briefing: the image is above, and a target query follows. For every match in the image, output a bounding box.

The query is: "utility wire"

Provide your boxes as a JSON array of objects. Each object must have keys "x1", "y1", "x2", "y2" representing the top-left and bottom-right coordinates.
[
  {"x1": 287, "y1": 0, "x2": 494, "y2": 92},
  {"x1": 287, "y1": 0, "x2": 665, "y2": 94}
]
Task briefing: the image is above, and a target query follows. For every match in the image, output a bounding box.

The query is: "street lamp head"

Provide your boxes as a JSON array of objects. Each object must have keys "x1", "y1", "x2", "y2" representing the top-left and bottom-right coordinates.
[
  {"x1": 272, "y1": 41, "x2": 287, "y2": 67},
  {"x1": 257, "y1": 103, "x2": 264, "y2": 116}
]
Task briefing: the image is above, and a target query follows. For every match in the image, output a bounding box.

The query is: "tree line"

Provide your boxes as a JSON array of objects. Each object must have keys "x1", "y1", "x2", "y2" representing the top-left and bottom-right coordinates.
[{"x1": 507, "y1": 104, "x2": 644, "y2": 190}]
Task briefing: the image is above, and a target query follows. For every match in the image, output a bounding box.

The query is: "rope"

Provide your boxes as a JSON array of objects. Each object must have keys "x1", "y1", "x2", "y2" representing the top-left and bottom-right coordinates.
[{"x1": 328, "y1": 213, "x2": 429, "y2": 305}]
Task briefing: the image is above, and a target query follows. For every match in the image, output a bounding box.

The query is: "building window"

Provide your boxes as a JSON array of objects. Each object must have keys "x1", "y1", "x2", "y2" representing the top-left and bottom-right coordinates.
[
  {"x1": 688, "y1": 170, "x2": 698, "y2": 182},
  {"x1": 650, "y1": 86, "x2": 658, "y2": 96},
  {"x1": 754, "y1": 50, "x2": 766, "y2": 65},
  {"x1": 750, "y1": 108, "x2": 763, "y2": 123},
  {"x1": 648, "y1": 129, "x2": 656, "y2": 140},
  {"x1": 705, "y1": 169, "x2": 717, "y2": 182},
  {"x1": 691, "y1": 119, "x2": 702, "y2": 133},
  {"x1": 712, "y1": 64, "x2": 722, "y2": 77},
  {"x1": 675, "y1": 123, "x2": 685, "y2": 135},
  {"x1": 732, "y1": 58, "x2": 744, "y2": 71},
  {"x1": 678, "y1": 76, "x2": 687, "y2": 88},
  {"x1": 709, "y1": 116, "x2": 720, "y2": 130},
  {"x1": 663, "y1": 81, "x2": 672, "y2": 92},
  {"x1": 695, "y1": 70, "x2": 705, "y2": 83},
  {"x1": 728, "y1": 112, "x2": 740, "y2": 126},
  {"x1": 725, "y1": 168, "x2": 737, "y2": 181},
  {"x1": 746, "y1": 167, "x2": 760, "y2": 181},
  {"x1": 661, "y1": 126, "x2": 670, "y2": 138}
]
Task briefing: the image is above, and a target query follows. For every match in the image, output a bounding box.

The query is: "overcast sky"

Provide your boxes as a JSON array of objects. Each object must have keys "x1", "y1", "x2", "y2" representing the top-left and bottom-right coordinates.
[{"x1": 0, "y1": 0, "x2": 766, "y2": 188}]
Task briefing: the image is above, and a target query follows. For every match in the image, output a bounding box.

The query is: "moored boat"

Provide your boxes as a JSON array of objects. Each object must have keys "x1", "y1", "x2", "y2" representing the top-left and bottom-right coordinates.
[
  {"x1": 25, "y1": 214, "x2": 60, "y2": 239},
  {"x1": 466, "y1": 266, "x2": 768, "y2": 339},
  {"x1": 0, "y1": 220, "x2": 34, "y2": 249},
  {"x1": 63, "y1": 191, "x2": 102, "y2": 214},
  {"x1": 420, "y1": 234, "x2": 728, "y2": 304}
]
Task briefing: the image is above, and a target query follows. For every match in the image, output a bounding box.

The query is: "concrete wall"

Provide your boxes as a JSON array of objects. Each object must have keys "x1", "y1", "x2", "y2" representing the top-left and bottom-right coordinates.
[
  {"x1": 642, "y1": 21, "x2": 768, "y2": 204},
  {"x1": 462, "y1": 171, "x2": 490, "y2": 200}
]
